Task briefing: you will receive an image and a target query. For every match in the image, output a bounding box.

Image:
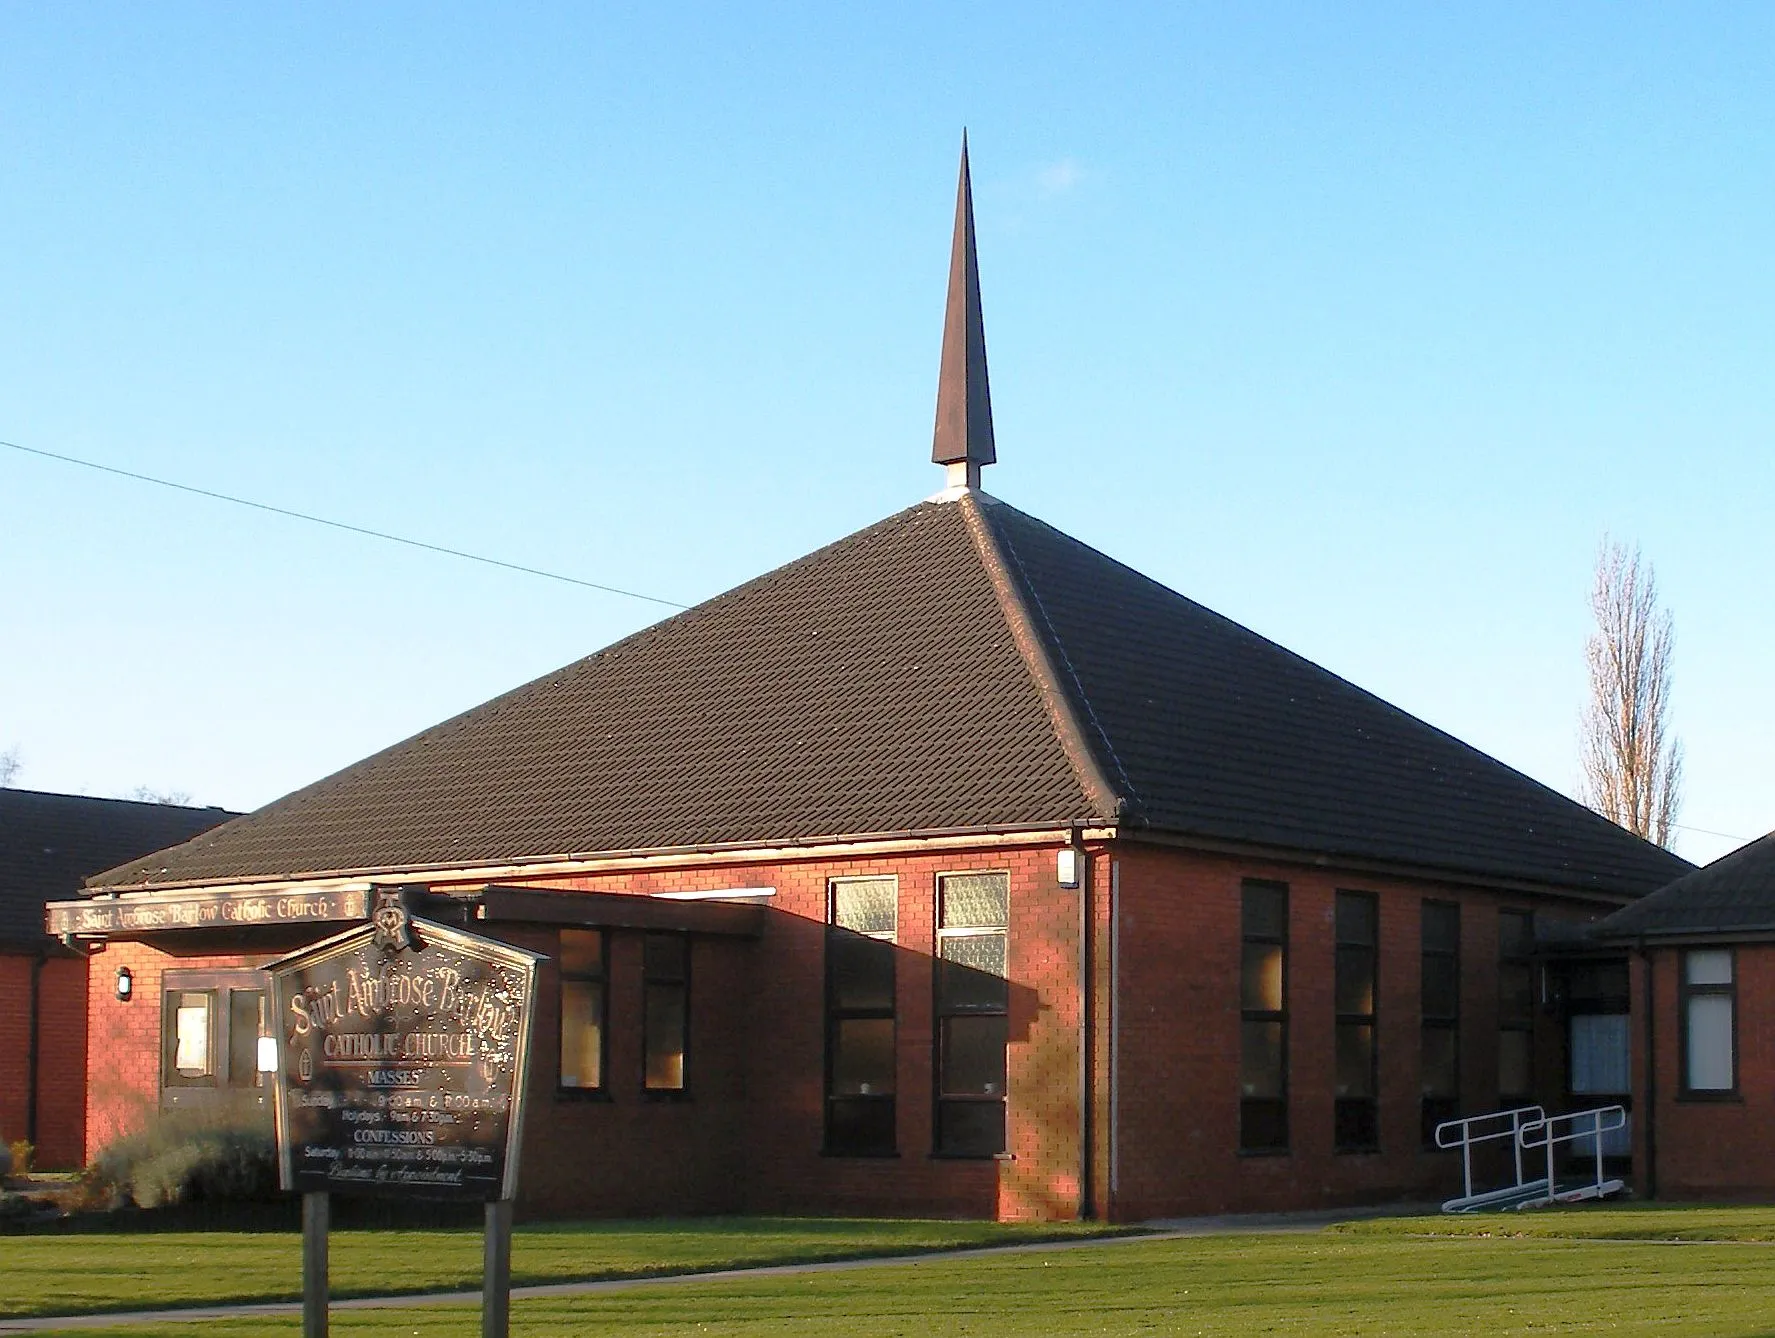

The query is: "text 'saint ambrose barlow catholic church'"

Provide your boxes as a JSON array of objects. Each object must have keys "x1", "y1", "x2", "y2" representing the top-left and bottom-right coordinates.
[{"x1": 52, "y1": 143, "x2": 1691, "y2": 1222}]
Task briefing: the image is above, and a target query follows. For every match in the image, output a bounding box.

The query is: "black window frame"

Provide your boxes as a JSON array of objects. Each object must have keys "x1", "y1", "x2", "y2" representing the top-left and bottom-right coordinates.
[
  {"x1": 556, "y1": 927, "x2": 609, "y2": 1097},
  {"x1": 160, "y1": 968, "x2": 270, "y2": 1109},
  {"x1": 824, "y1": 875, "x2": 899, "y2": 1155},
  {"x1": 1334, "y1": 890, "x2": 1380, "y2": 1153},
  {"x1": 1678, "y1": 947, "x2": 1738, "y2": 1101},
  {"x1": 642, "y1": 931, "x2": 691, "y2": 1096},
  {"x1": 1239, "y1": 879, "x2": 1289, "y2": 1155},
  {"x1": 1498, "y1": 909, "x2": 1535, "y2": 1105},
  {"x1": 933, "y1": 870, "x2": 1010, "y2": 1159},
  {"x1": 1420, "y1": 900, "x2": 1460, "y2": 1148}
]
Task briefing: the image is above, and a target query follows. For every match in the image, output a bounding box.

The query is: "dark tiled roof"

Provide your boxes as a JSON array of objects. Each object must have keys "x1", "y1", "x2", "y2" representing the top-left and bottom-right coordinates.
[
  {"x1": 982, "y1": 503, "x2": 1691, "y2": 898},
  {"x1": 91, "y1": 493, "x2": 1689, "y2": 900},
  {"x1": 0, "y1": 790, "x2": 236, "y2": 948},
  {"x1": 95, "y1": 501, "x2": 1094, "y2": 889},
  {"x1": 1595, "y1": 831, "x2": 1775, "y2": 938}
]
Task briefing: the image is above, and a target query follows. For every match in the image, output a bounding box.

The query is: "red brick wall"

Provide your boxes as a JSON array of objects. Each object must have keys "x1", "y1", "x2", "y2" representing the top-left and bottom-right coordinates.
[
  {"x1": 1635, "y1": 946, "x2": 1775, "y2": 1201},
  {"x1": 78, "y1": 839, "x2": 1609, "y2": 1221},
  {"x1": 0, "y1": 951, "x2": 89, "y2": 1169},
  {"x1": 84, "y1": 940, "x2": 272, "y2": 1163},
  {"x1": 504, "y1": 841, "x2": 1082, "y2": 1220},
  {"x1": 1108, "y1": 846, "x2": 1594, "y2": 1221},
  {"x1": 0, "y1": 955, "x2": 31, "y2": 1155}
]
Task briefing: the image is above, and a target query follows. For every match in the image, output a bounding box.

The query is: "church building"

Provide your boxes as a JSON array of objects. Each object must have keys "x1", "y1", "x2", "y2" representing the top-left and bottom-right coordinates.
[{"x1": 47, "y1": 145, "x2": 1686, "y2": 1221}]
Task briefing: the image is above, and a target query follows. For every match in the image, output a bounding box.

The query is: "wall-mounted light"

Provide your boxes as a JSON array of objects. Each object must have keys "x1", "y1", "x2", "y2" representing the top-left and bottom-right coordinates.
[
  {"x1": 115, "y1": 966, "x2": 133, "y2": 1002},
  {"x1": 1057, "y1": 848, "x2": 1081, "y2": 889}
]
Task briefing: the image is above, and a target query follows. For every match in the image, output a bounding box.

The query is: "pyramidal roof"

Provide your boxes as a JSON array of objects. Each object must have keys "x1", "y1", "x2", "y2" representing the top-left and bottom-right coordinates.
[
  {"x1": 93, "y1": 490, "x2": 1687, "y2": 896},
  {"x1": 91, "y1": 144, "x2": 1691, "y2": 899}
]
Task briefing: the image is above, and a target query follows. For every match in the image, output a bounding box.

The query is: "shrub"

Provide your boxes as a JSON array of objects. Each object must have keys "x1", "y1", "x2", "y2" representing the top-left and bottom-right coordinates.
[
  {"x1": 8, "y1": 1140, "x2": 33, "y2": 1176},
  {"x1": 0, "y1": 1190, "x2": 37, "y2": 1223},
  {"x1": 86, "y1": 1105, "x2": 278, "y2": 1210}
]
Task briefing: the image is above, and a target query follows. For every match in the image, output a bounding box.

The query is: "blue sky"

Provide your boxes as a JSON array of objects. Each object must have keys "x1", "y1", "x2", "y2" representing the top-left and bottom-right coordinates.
[{"x1": 3, "y1": 3, "x2": 1770, "y2": 864}]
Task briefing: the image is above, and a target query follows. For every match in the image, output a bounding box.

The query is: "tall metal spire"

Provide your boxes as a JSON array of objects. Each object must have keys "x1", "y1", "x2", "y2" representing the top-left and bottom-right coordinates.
[{"x1": 931, "y1": 132, "x2": 995, "y2": 488}]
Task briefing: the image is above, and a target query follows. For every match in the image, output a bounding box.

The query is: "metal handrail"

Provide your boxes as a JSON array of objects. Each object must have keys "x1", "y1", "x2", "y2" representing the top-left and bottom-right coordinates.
[
  {"x1": 1435, "y1": 1105, "x2": 1545, "y2": 1205},
  {"x1": 1519, "y1": 1106, "x2": 1627, "y2": 1205}
]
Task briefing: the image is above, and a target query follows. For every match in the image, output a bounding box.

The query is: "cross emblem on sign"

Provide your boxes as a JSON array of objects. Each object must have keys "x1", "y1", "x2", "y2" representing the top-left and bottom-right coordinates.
[{"x1": 370, "y1": 888, "x2": 414, "y2": 951}]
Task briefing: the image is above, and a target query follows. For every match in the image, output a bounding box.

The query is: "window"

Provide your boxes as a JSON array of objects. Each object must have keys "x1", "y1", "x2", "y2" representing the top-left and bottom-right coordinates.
[
  {"x1": 1240, "y1": 880, "x2": 1288, "y2": 1153},
  {"x1": 1498, "y1": 911, "x2": 1535, "y2": 1103},
  {"x1": 1420, "y1": 901, "x2": 1460, "y2": 1147},
  {"x1": 1335, "y1": 891, "x2": 1379, "y2": 1151},
  {"x1": 160, "y1": 970, "x2": 269, "y2": 1107},
  {"x1": 1680, "y1": 949, "x2": 1736, "y2": 1096},
  {"x1": 1566, "y1": 959, "x2": 1631, "y2": 1096},
  {"x1": 558, "y1": 929, "x2": 606, "y2": 1092},
  {"x1": 826, "y1": 876, "x2": 897, "y2": 1154},
  {"x1": 167, "y1": 990, "x2": 215, "y2": 1085},
  {"x1": 1565, "y1": 957, "x2": 1633, "y2": 1157},
  {"x1": 643, "y1": 933, "x2": 689, "y2": 1092},
  {"x1": 935, "y1": 871, "x2": 1009, "y2": 1157}
]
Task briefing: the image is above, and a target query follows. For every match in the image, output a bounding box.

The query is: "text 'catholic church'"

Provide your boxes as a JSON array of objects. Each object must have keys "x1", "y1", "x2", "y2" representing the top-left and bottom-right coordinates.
[{"x1": 49, "y1": 145, "x2": 1695, "y2": 1221}]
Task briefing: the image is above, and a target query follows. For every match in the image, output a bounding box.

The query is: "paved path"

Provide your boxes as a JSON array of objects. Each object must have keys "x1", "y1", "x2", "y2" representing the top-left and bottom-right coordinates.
[{"x1": 0, "y1": 1209, "x2": 1408, "y2": 1334}]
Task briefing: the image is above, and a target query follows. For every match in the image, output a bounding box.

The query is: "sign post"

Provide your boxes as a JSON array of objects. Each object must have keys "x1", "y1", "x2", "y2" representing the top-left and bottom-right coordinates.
[
  {"x1": 302, "y1": 1190, "x2": 328, "y2": 1338},
  {"x1": 268, "y1": 890, "x2": 542, "y2": 1338}
]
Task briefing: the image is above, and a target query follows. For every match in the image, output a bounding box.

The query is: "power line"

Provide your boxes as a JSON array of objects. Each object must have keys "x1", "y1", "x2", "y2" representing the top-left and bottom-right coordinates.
[
  {"x1": 1670, "y1": 821, "x2": 1750, "y2": 843},
  {"x1": 1, "y1": 438, "x2": 689, "y2": 610}
]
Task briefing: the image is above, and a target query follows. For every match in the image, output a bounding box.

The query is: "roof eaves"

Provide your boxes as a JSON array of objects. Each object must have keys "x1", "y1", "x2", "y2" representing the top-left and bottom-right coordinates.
[
  {"x1": 960, "y1": 493, "x2": 1129, "y2": 824},
  {"x1": 79, "y1": 818, "x2": 1117, "y2": 896}
]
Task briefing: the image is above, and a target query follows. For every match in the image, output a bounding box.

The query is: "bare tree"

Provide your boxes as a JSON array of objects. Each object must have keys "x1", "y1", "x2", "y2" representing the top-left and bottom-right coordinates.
[
  {"x1": 126, "y1": 785, "x2": 194, "y2": 806},
  {"x1": 0, "y1": 745, "x2": 17, "y2": 787},
  {"x1": 1581, "y1": 538, "x2": 1683, "y2": 847}
]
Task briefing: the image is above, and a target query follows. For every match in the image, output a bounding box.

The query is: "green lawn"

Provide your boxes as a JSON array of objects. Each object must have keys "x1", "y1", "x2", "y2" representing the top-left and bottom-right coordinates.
[
  {"x1": 19, "y1": 1207, "x2": 1775, "y2": 1337},
  {"x1": 0, "y1": 1216, "x2": 1115, "y2": 1321},
  {"x1": 1333, "y1": 1201, "x2": 1775, "y2": 1242}
]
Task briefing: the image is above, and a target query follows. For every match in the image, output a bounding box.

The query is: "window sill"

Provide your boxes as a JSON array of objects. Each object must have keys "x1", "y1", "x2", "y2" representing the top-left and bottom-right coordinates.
[
  {"x1": 554, "y1": 1087, "x2": 613, "y2": 1102},
  {"x1": 642, "y1": 1088, "x2": 693, "y2": 1102},
  {"x1": 1675, "y1": 1090, "x2": 1742, "y2": 1104}
]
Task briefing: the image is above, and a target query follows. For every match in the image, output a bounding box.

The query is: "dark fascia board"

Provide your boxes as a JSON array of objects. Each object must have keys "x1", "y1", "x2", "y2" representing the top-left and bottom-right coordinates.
[
  {"x1": 456, "y1": 885, "x2": 766, "y2": 939},
  {"x1": 1113, "y1": 828, "x2": 1645, "y2": 907},
  {"x1": 1597, "y1": 924, "x2": 1775, "y2": 948}
]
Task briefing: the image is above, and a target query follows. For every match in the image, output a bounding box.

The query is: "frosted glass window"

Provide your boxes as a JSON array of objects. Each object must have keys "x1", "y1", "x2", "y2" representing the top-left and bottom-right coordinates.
[
  {"x1": 1686, "y1": 951, "x2": 1733, "y2": 987},
  {"x1": 939, "y1": 933, "x2": 1007, "y2": 977},
  {"x1": 935, "y1": 872, "x2": 1009, "y2": 1157},
  {"x1": 1682, "y1": 949, "x2": 1736, "y2": 1094},
  {"x1": 940, "y1": 873, "x2": 1008, "y2": 929},
  {"x1": 1686, "y1": 995, "x2": 1734, "y2": 1091},
  {"x1": 1569, "y1": 1014, "x2": 1630, "y2": 1095},
  {"x1": 833, "y1": 878, "x2": 897, "y2": 939},
  {"x1": 174, "y1": 994, "x2": 212, "y2": 1077}
]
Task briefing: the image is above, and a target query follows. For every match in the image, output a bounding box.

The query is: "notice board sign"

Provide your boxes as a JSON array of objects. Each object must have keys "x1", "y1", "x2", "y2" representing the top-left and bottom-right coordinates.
[{"x1": 267, "y1": 891, "x2": 543, "y2": 1202}]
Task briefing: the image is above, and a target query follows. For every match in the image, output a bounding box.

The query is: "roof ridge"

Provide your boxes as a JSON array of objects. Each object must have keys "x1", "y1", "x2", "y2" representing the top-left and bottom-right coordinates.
[{"x1": 959, "y1": 494, "x2": 1130, "y2": 824}]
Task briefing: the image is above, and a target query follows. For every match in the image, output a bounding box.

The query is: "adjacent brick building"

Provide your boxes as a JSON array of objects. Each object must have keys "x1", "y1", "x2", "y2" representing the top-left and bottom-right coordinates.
[
  {"x1": 47, "y1": 146, "x2": 1688, "y2": 1217},
  {"x1": 0, "y1": 789, "x2": 233, "y2": 1168},
  {"x1": 1596, "y1": 831, "x2": 1775, "y2": 1203}
]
